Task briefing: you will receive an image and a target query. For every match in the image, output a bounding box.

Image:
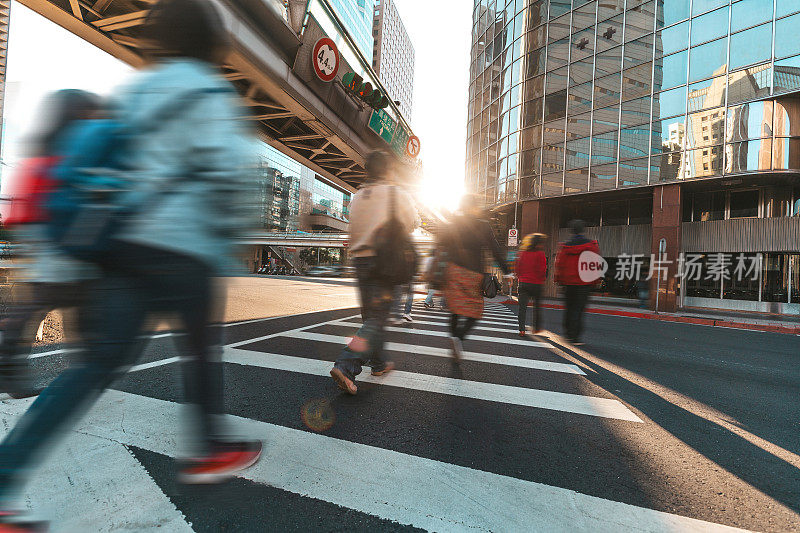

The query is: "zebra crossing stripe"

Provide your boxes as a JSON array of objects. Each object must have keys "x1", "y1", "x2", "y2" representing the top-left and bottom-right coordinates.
[
  {"x1": 268, "y1": 332, "x2": 584, "y2": 375},
  {"x1": 410, "y1": 311, "x2": 519, "y2": 326},
  {"x1": 0, "y1": 390, "x2": 742, "y2": 531},
  {"x1": 220, "y1": 348, "x2": 632, "y2": 418},
  {"x1": 332, "y1": 321, "x2": 549, "y2": 347},
  {"x1": 365, "y1": 318, "x2": 519, "y2": 333}
]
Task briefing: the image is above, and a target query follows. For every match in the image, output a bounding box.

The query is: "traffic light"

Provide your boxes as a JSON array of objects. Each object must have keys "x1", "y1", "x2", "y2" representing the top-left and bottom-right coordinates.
[{"x1": 341, "y1": 72, "x2": 389, "y2": 109}]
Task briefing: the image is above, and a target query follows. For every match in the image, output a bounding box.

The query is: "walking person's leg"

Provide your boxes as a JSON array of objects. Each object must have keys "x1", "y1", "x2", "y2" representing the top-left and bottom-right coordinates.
[
  {"x1": 424, "y1": 288, "x2": 435, "y2": 307},
  {"x1": 531, "y1": 284, "x2": 543, "y2": 333},
  {"x1": 517, "y1": 283, "x2": 531, "y2": 334},
  {"x1": 563, "y1": 285, "x2": 577, "y2": 341},
  {"x1": 574, "y1": 285, "x2": 590, "y2": 342},
  {"x1": 448, "y1": 313, "x2": 463, "y2": 360},
  {"x1": 455, "y1": 317, "x2": 477, "y2": 340},
  {"x1": 402, "y1": 283, "x2": 414, "y2": 321}
]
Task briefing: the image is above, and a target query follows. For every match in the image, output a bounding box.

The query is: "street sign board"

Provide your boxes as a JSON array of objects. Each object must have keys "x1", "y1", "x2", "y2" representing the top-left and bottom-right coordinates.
[
  {"x1": 406, "y1": 135, "x2": 421, "y2": 158},
  {"x1": 368, "y1": 109, "x2": 397, "y2": 144},
  {"x1": 507, "y1": 228, "x2": 518, "y2": 247},
  {"x1": 391, "y1": 125, "x2": 410, "y2": 156},
  {"x1": 312, "y1": 38, "x2": 339, "y2": 82}
]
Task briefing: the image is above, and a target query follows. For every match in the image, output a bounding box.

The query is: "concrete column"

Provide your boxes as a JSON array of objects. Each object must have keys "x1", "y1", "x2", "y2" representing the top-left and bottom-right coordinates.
[{"x1": 650, "y1": 184, "x2": 682, "y2": 312}]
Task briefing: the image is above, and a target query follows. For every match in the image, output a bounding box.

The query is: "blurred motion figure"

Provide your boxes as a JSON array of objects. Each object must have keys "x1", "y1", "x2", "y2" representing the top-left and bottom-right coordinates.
[
  {"x1": 555, "y1": 220, "x2": 600, "y2": 344},
  {"x1": 0, "y1": 0, "x2": 261, "y2": 528},
  {"x1": 515, "y1": 233, "x2": 547, "y2": 336}
]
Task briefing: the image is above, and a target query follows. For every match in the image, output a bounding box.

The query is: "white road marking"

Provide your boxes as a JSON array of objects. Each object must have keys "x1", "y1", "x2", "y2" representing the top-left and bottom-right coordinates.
[
  {"x1": 0, "y1": 391, "x2": 741, "y2": 531},
  {"x1": 225, "y1": 314, "x2": 361, "y2": 348},
  {"x1": 409, "y1": 310, "x2": 519, "y2": 326},
  {"x1": 275, "y1": 331, "x2": 584, "y2": 375},
  {"x1": 331, "y1": 321, "x2": 549, "y2": 347},
  {"x1": 128, "y1": 356, "x2": 184, "y2": 373},
  {"x1": 351, "y1": 318, "x2": 519, "y2": 333}
]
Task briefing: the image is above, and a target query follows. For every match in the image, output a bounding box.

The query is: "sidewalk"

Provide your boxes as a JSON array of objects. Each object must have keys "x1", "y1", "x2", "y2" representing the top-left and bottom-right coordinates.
[{"x1": 497, "y1": 295, "x2": 800, "y2": 335}]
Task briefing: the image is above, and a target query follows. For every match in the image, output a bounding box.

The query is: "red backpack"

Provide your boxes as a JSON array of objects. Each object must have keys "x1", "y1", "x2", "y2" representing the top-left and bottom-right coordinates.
[{"x1": 3, "y1": 156, "x2": 59, "y2": 226}]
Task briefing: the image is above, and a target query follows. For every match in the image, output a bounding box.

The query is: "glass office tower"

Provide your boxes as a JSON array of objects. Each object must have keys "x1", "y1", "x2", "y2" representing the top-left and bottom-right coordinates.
[{"x1": 467, "y1": 0, "x2": 800, "y2": 314}]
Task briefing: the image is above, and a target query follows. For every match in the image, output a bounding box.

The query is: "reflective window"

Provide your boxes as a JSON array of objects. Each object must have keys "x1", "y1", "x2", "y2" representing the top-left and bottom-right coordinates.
[
  {"x1": 689, "y1": 38, "x2": 728, "y2": 82},
  {"x1": 728, "y1": 64, "x2": 772, "y2": 104},
  {"x1": 686, "y1": 145, "x2": 724, "y2": 177},
  {"x1": 653, "y1": 85, "x2": 688, "y2": 119},
  {"x1": 600, "y1": 2, "x2": 625, "y2": 22},
  {"x1": 656, "y1": 20, "x2": 689, "y2": 57},
  {"x1": 691, "y1": 7, "x2": 729, "y2": 45},
  {"x1": 692, "y1": 0, "x2": 727, "y2": 16},
  {"x1": 730, "y1": 23, "x2": 773, "y2": 71},
  {"x1": 597, "y1": 14, "x2": 625, "y2": 51},
  {"x1": 523, "y1": 98, "x2": 542, "y2": 129},
  {"x1": 774, "y1": 99, "x2": 800, "y2": 136},
  {"x1": 568, "y1": 82, "x2": 594, "y2": 115},
  {"x1": 573, "y1": 1, "x2": 597, "y2": 31},
  {"x1": 726, "y1": 101, "x2": 773, "y2": 142},
  {"x1": 550, "y1": 1, "x2": 572, "y2": 21},
  {"x1": 726, "y1": 139, "x2": 773, "y2": 173},
  {"x1": 624, "y1": 34, "x2": 655, "y2": 70},
  {"x1": 549, "y1": 13, "x2": 572, "y2": 42},
  {"x1": 773, "y1": 138, "x2": 800, "y2": 170},
  {"x1": 777, "y1": 0, "x2": 800, "y2": 18},
  {"x1": 653, "y1": 116, "x2": 686, "y2": 153},
  {"x1": 542, "y1": 143, "x2": 566, "y2": 171},
  {"x1": 524, "y1": 26, "x2": 547, "y2": 51},
  {"x1": 731, "y1": 0, "x2": 773, "y2": 33},
  {"x1": 687, "y1": 107, "x2": 725, "y2": 149},
  {"x1": 592, "y1": 131, "x2": 619, "y2": 164},
  {"x1": 624, "y1": 2, "x2": 655, "y2": 42},
  {"x1": 620, "y1": 125, "x2": 651, "y2": 159},
  {"x1": 546, "y1": 39, "x2": 569, "y2": 71},
  {"x1": 622, "y1": 62, "x2": 653, "y2": 100},
  {"x1": 546, "y1": 67, "x2": 568, "y2": 93},
  {"x1": 774, "y1": 55, "x2": 800, "y2": 94},
  {"x1": 775, "y1": 14, "x2": 800, "y2": 59},
  {"x1": 596, "y1": 46, "x2": 623, "y2": 77},
  {"x1": 541, "y1": 172, "x2": 564, "y2": 196},
  {"x1": 521, "y1": 125, "x2": 542, "y2": 150},
  {"x1": 594, "y1": 72, "x2": 622, "y2": 108},
  {"x1": 523, "y1": 75, "x2": 544, "y2": 101},
  {"x1": 570, "y1": 58, "x2": 595, "y2": 86},
  {"x1": 543, "y1": 117, "x2": 566, "y2": 144},
  {"x1": 657, "y1": 0, "x2": 690, "y2": 28},
  {"x1": 618, "y1": 157, "x2": 649, "y2": 187},
  {"x1": 567, "y1": 113, "x2": 592, "y2": 140},
  {"x1": 621, "y1": 96, "x2": 652, "y2": 126},
  {"x1": 653, "y1": 150, "x2": 686, "y2": 180},
  {"x1": 687, "y1": 76, "x2": 726, "y2": 112},
  {"x1": 590, "y1": 163, "x2": 619, "y2": 191},
  {"x1": 656, "y1": 50, "x2": 688, "y2": 90},
  {"x1": 593, "y1": 105, "x2": 621, "y2": 134},
  {"x1": 572, "y1": 27, "x2": 596, "y2": 61},
  {"x1": 566, "y1": 138, "x2": 591, "y2": 169},
  {"x1": 565, "y1": 168, "x2": 590, "y2": 193}
]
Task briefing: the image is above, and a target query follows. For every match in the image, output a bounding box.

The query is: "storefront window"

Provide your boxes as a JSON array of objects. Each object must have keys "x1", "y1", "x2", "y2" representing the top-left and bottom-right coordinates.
[
  {"x1": 729, "y1": 190, "x2": 759, "y2": 218},
  {"x1": 762, "y1": 253, "x2": 789, "y2": 303},
  {"x1": 693, "y1": 191, "x2": 725, "y2": 221},
  {"x1": 685, "y1": 255, "x2": 721, "y2": 298},
  {"x1": 723, "y1": 253, "x2": 760, "y2": 301},
  {"x1": 791, "y1": 255, "x2": 800, "y2": 304}
]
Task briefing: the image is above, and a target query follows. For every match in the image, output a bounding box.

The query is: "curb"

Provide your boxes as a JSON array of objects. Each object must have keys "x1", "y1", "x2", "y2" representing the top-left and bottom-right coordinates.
[{"x1": 500, "y1": 300, "x2": 800, "y2": 335}]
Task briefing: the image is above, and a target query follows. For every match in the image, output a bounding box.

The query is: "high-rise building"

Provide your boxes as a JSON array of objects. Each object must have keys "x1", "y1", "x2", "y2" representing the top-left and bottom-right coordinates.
[
  {"x1": 372, "y1": 0, "x2": 416, "y2": 118},
  {"x1": 328, "y1": 0, "x2": 377, "y2": 62},
  {"x1": 467, "y1": 0, "x2": 800, "y2": 315}
]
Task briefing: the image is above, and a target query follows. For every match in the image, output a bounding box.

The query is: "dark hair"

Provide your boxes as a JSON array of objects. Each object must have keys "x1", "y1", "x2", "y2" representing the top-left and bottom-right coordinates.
[
  {"x1": 143, "y1": 0, "x2": 229, "y2": 64},
  {"x1": 568, "y1": 219, "x2": 585, "y2": 235},
  {"x1": 365, "y1": 150, "x2": 392, "y2": 180},
  {"x1": 31, "y1": 89, "x2": 102, "y2": 157}
]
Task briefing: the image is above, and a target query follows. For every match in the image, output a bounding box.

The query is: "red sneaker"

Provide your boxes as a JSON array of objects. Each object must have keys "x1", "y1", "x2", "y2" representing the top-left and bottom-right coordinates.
[{"x1": 179, "y1": 440, "x2": 262, "y2": 484}]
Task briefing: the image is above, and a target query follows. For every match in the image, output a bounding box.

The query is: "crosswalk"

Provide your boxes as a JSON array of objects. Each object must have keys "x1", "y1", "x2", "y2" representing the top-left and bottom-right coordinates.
[{"x1": 0, "y1": 299, "x2": 748, "y2": 531}]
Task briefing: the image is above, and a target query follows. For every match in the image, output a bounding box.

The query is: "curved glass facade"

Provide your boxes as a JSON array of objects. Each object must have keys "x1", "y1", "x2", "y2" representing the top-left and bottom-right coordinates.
[{"x1": 467, "y1": 0, "x2": 800, "y2": 206}]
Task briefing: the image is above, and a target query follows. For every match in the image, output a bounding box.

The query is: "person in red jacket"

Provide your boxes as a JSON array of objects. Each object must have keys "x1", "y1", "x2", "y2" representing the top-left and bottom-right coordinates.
[
  {"x1": 555, "y1": 219, "x2": 601, "y2": 343},
  {"x1": 514, "y1": 233, "x2": 547, "y2": 336}
]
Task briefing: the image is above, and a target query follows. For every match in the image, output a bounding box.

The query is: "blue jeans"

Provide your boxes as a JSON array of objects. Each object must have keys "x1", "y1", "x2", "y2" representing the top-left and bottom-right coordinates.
[
  {"x1": 0, "y1": 244, "x2": 223, "y2": 505},
  {"x1": 395, "y1": 283, "x2": 414, "y2": 315},
  {"x1": 334, "y1": 257, "x2": 394, "y2": 380}
]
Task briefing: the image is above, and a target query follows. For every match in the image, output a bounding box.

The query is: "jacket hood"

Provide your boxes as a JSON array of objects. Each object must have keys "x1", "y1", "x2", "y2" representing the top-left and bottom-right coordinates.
[{"x1": 560, "y1": 239, "x2": 599, "y2": 255}]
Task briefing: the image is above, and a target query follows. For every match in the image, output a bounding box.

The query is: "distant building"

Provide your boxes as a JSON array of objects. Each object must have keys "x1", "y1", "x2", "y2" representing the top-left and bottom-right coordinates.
[
  {"x1": 372, "y1": 0, "x2": 415, "y2": 118},
  {"x1": 328, "y1": 0, "x2": 376, "y2": 63}
]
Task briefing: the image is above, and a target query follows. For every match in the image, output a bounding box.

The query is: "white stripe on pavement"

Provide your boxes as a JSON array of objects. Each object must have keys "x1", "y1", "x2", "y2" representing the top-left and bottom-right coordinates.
[
  {"x1": 413, "y1": 305, "x2": 515, "y2": 318},
  {"x1": 221, "y1": 348, "x2": 634, "y2": 418},
  {"x1": 410, "y1": 311, "x2": 519, "y2": 326},
  {"x1": 277, "y1": 331, "x2": 585, "y2": 376},
  {"x1": 362, "y1": 318, "x2": 519, "y2": 333},
  {"x1": 0, "y1": 390, "x2": 744, "y2": 531},
  {"x1": 226, "y1": 314, "x2": 361, "y2": 348},
  {"x1": 332, "y1": 321, "x2": 549, "y2": 347}
]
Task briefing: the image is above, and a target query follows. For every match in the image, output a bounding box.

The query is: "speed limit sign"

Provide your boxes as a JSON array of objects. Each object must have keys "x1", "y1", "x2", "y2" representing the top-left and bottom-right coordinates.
[
  {"x1": 406, "y1": 135, "x2": 421, "y2": 158},
  {"x1": 312, "y1": 38, "x2": 339, "y2": 82}
]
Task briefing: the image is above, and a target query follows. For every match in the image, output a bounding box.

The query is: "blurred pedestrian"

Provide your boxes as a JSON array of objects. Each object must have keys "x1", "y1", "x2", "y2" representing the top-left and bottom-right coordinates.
[
  {"x1": 440, "y1": 195, "x2": 511, "y2": 360},
  {"x1": 0, "y1": 89, "x2": 103, "y2": 400},
  {"x1": 515, "y1": 233, "x2": 547, "y2": 336},
  {"x1": 330, "y1": 151, "x2": 416, "y2": 395},
  {"x1": 555, "y1": 220, "x2": 600, "y2": 344},
  {"x1": 0, "y1": 1, "x2": 261, "y2": 528}
]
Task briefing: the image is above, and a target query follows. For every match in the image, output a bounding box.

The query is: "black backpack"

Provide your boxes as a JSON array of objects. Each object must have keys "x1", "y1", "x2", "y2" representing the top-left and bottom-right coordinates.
[{"x1": 371, "y1": 185, "x2": 417, "y2": 285}]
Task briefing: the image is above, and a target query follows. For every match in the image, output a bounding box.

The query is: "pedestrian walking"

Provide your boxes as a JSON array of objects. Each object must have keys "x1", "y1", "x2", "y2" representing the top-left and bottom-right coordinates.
[
  {"x1": 555, "y1": 220, "x2": 600, "y2": 344},
  {"x1": 0, "y1": 90, "x2": 102, "y2": 400},
  {"x1": 440, "y1": 195, "x2": 511, "y2": 360},
  {"x1": 0, "y1": 1, "x2": 261, "y2": 528},
  {"x1": 515, "y1": 233, "x2": 547, "y2": 336},
  {"x1": 330, "y1": 151, "x2": 417, "y2": 395}
]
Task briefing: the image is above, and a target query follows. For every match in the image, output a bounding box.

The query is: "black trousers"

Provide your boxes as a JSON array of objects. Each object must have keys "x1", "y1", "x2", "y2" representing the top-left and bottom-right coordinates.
[
  {"x1": 517, "y1": 283, "x2": 543, "y2": 332},
  {"x1": 449, "y1": 314, "x2": 476, "y2": 340},
  {"x1": 563, "y1": 285, "x2": 590, "y2": 341}
]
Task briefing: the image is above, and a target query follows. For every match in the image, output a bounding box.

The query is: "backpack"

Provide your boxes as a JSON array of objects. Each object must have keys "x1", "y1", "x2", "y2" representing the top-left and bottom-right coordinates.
[
  {"x1": 370, "y1": 185, "x2": 417, "y2": 285},
  {"x1": 3, "y1": 156, "x2": 59, "y2": 227},
  {"x1": 482, "y1": 273, "x2": 501, "y2": 298},
  {"x1": 46, "y1": 89, "x2": 215, "y2": 264}
]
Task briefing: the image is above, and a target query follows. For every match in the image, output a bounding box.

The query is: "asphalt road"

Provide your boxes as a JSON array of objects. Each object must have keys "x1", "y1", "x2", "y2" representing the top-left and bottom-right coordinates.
[{"x1": 0, "y1": 279, "x2": 798, "y2": 531}]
